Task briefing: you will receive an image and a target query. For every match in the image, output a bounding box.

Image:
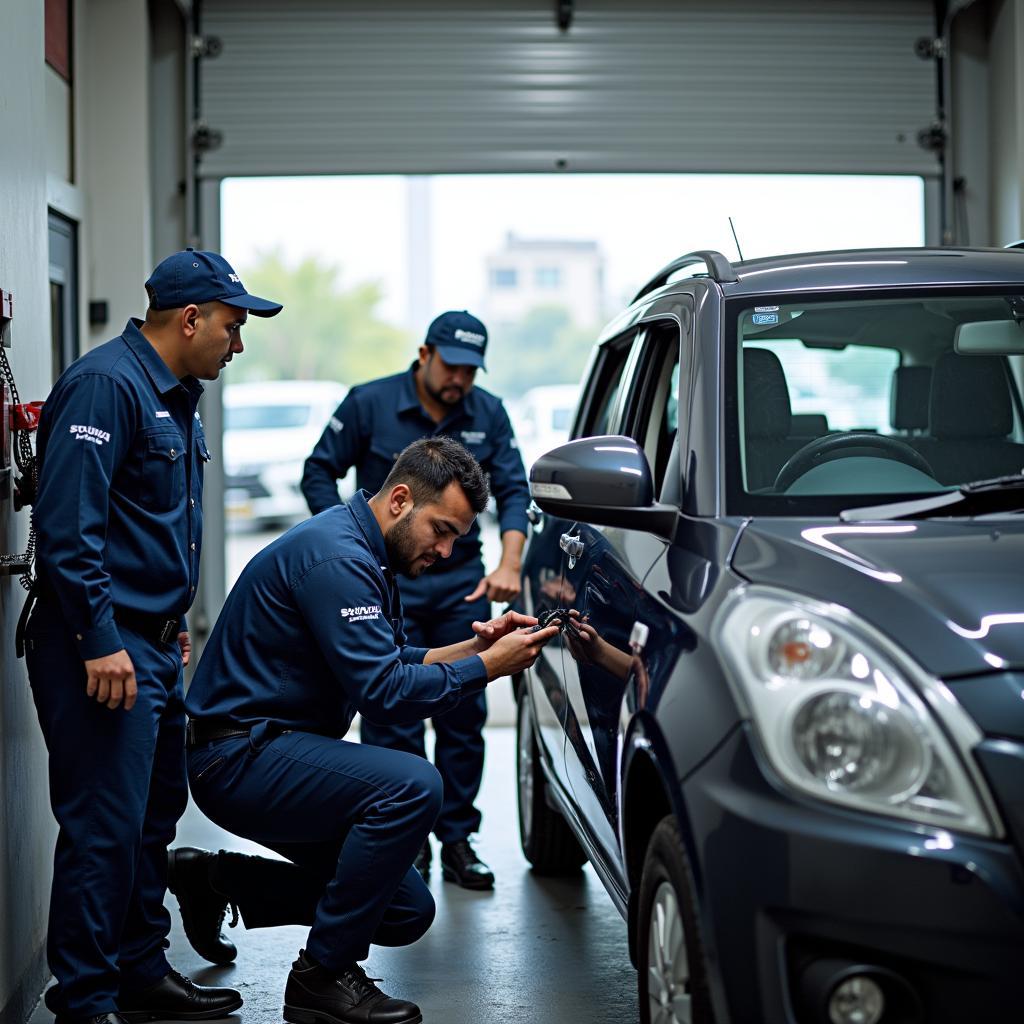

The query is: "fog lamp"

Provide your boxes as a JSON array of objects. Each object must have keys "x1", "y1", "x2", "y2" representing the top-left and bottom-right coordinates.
[{"x1": 828, "y1": 974, "x2": 884, "y2": 1024}]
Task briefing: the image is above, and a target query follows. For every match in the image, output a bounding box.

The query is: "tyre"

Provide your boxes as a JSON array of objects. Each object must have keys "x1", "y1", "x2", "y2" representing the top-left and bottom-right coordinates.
[
  {"x1": 638, "y1": 816, "x2": 715, "y2": 1024},
  {"x1": 516, "y1": 687, "x2": 587, "y2": 874}
]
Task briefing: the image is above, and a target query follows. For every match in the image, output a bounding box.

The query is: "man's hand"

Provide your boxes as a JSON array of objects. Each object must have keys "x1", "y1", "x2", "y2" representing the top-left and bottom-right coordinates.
[
  {"x1": 478, "y1": 625, "x2": 559, "y2": 681},
  {"x1": 84, "y1": 649, "x2": 138, "y2": 711},
  {"x1": 178, "y1": 631, "x2": 191, "y2": 666},
  {"x1": 463, "y1": 564, "x2": 522, "y2": 604},
  {"x1": 470, "y1": 610, "x2": 538, "y2": 650}
]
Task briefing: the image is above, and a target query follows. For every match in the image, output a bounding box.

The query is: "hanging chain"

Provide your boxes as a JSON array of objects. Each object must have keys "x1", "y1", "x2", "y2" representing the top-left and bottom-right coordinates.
[{"x1": 1, "y1": 342, "x2": 39, "y2": 590}]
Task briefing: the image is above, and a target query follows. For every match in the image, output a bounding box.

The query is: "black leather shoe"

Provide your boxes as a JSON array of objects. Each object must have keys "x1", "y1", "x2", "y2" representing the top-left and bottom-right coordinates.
[
  {"x1": 440, "y1": 838, "x2": 494, "y2": 890},
  {"x1": 167, "y1": 847, "x2": 238, "y2": 965},
  {"x1": 119, "y1": 969, "x2": 242, "y2": 1022},
  {"x1": 284, "y1": 950, "x2": 421, "y2": 1024},
  {"x1": 413, "y1": 841, "x2": 431, "y2": 882}
]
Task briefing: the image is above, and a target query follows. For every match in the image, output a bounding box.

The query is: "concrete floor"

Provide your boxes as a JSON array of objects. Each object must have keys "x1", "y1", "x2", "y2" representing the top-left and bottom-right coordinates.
[{"x1": 29, "y1": 728, "x2": 638, "y2": 1024}]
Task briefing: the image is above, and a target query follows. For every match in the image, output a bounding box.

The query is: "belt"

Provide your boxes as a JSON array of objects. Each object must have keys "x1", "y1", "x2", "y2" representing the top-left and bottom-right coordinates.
[
  {"x1": 186, "y1": 718, "x2": 251, "y2": 749},
  {"x1": 114, "y1": 606, "x2": 181, "y2": 644}
]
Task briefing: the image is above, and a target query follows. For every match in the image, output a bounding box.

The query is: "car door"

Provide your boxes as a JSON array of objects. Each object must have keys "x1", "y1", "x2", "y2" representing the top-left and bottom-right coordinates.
[
  {"x1": 558, "y1": 320, "x2": 686, "y2": 878},
  {"x1": 524, "y1": 334, "x2": 641, "y2": 799}
]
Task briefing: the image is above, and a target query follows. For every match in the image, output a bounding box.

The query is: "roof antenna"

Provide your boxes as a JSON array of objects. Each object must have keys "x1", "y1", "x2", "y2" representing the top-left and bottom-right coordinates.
[{"x1": 728, "y1": 217, "x2": 745, "y2": 262}]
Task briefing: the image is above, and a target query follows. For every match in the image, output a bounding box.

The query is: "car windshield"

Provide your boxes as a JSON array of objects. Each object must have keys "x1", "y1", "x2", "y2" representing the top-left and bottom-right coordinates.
[
  {"x1": 225, "y1": 404, "x2": 312, "y2": 431},
  {"x1": 726, "y1": 290, "x2": 1024, "y2": 516}
]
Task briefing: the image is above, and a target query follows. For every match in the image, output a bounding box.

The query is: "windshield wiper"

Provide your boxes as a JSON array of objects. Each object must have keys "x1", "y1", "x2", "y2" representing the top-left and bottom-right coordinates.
[{"x1": 841, "y1": 473, "x2": 1024, "y2": 521}]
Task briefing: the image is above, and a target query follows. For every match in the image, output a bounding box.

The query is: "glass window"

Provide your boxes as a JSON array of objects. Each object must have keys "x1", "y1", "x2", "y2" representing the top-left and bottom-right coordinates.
[
  {"x1": 535, "y1": 266, "x2": 561, "y2": 288},
  {"x1": 579, "y1": 337, "x2": 636, "y2": 438},
  {"x1": 491, "y1": 267, "x2": 517, "y2": 288},
  {"x1": 226, "y1": 404, "x2": 312, "y2": 431},
  {"x1": 728, "y1": 292, "x2": 1024, "y2": 515}
]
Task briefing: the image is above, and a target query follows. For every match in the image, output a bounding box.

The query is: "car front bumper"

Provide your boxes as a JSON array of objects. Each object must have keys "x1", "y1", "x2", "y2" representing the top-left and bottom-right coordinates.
[{"x1": 683, "y1": 723, "x2": 1024, "y2": 1024}]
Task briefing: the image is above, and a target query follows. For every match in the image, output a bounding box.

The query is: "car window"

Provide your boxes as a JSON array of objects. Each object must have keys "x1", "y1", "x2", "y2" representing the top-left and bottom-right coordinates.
[
  {"x1": 727, "y1": 291, "x2": 1024, "y2": 515},
  {"x1": 623, "y1": 324, "x2": 682, "y2": 495},
  {"x1": 577, "y1": 335, "x2": 638, "y2": 438},
  {"x1": 225, "y1": 404, "x2": 312, "y2": 430}
]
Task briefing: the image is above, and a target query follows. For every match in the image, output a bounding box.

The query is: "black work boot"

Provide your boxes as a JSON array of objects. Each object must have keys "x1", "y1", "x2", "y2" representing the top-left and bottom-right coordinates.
[
  {"x1": 440, "y1": 838, "x2": 494, "y2": 890},
  {"x1": 119, "y1": 969, "x2": 242, "y2": 1022},
  {"x1": 283, "y1": 949, "x2": 421, "y2": 1024},
  {"x1": 167, "y1": 847, "x2": 238, "y2": 965},
  {"x1": 413, "y1": 841, "x2": 431, "y2": 883}
]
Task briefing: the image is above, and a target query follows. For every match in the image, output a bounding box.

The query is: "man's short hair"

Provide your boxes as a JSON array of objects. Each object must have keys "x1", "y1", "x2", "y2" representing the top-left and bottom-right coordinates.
[{"x1": 382, "y1": 437, "x2": 489, "y2": 514}]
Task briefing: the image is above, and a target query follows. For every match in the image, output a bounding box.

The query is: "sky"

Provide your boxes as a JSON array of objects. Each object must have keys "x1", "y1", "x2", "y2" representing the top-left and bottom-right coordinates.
[{"x1": 221, "y1": 172, "x2": 926, "y2": 335}]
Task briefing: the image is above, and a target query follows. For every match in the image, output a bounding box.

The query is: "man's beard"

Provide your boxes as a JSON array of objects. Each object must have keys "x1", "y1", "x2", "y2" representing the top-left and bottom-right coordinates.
[
  {"x1": 424, "y1": 379, "x2": 464, "y2": 407},
  {"x1": 385, "y1": 512, "x2": 427, "y2": 578}
]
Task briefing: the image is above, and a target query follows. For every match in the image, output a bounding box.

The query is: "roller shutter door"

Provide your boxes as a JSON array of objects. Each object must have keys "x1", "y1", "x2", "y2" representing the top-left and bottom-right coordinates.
[{"x1": 197, "y1": 0, "x2": 937, "y2": 179}]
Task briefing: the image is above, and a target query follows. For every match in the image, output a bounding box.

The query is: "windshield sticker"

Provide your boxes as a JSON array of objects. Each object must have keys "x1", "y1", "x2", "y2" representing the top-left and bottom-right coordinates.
[
  {"x1": 752, "y1": 313, "x2": 779, "y2": 326},
  {"x1": 754, "y1": 305, "x2": 779, "y2": 312}
]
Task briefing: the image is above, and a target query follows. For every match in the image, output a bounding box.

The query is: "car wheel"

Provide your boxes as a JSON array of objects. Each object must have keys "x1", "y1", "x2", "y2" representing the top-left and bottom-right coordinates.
[
  {"x1": 638, "y1": 816, "x2": 715, "y2": 1024},
  {"x1": 516, "y1": 686, "x2": 586, "y2": 874}
]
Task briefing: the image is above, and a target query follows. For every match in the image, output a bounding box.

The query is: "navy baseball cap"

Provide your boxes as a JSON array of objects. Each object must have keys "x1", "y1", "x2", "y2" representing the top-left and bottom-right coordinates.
[
  {"x1": 145, "y1": 248, "x2": 283, "y2": 317},
  {"x1": 425, "y1": 310, "x2": 488, "y2": 369}
]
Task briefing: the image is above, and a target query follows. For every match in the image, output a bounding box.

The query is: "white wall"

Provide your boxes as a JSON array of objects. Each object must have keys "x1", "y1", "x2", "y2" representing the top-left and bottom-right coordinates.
[
  {"x1": 81, "y1": 0, "x2": 154, "y2": 350},
  {"x1": 0, "y1": 0, "x2": 60, "y2": 1020},
  {"x1": 990, "y1": 0, "x2": 1024, "y2": 245}
]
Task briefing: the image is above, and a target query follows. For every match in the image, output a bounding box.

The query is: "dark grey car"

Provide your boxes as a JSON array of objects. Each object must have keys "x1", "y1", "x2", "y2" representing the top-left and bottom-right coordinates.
[{"x1": 515, "y1": 248, "x2": 1024, "y2": 1024}]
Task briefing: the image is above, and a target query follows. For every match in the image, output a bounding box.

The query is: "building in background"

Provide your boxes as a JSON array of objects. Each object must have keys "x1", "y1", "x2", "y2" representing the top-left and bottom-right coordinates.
[{"x1": 483, "y1": 232, "x2": 606, "y2": 330}]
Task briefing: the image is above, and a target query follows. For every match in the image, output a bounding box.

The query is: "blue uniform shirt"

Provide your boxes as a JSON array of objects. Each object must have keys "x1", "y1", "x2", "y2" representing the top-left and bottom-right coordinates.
[
  {"x1": 185, "y1": 491, "x2": 489, "y2": 735},
  {"x1": 300, "y1": 364, "x2": 529, "y2": 569},
  {"x1": 34, "y1": 319, "x2": 208, "y2": 660}
]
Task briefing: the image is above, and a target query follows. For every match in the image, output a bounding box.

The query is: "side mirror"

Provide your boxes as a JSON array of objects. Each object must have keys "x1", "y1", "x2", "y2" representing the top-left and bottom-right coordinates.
[{"x1": 529, "y1": 435, "x2": 678, "y2": 539}]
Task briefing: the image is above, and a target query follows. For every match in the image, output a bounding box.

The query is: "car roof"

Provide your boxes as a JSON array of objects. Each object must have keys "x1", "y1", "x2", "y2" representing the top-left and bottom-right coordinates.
[
  {"x1": 725, "y1": 247, "x2": 1024, "y2": 296},
  {"x1": 636, "y1": 247, "x2": 1024, "y2": 306}
]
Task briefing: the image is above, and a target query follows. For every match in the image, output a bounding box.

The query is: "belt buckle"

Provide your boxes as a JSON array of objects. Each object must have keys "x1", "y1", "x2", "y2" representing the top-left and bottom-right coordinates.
[{"x1": 159, "y1": 618, "x2": 179, "y2": 644}]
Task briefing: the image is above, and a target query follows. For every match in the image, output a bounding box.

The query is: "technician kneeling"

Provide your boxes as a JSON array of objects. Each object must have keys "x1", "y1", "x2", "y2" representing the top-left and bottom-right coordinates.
[{"x1": 179, "y1": 437, "x2": 557, "y2": 1024}]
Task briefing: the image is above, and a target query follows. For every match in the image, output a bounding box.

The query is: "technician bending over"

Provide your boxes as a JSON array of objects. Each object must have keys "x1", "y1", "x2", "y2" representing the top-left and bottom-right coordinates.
[{"x1": 174, "y1": 437, "x2": 557, "y2": 1024}]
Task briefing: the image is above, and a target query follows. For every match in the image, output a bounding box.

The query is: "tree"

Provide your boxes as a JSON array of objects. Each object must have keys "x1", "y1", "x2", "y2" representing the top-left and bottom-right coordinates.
[
  {"x1": 486, "y1": 305, "x2": 598, "y2": 400},
  {"x1": 234, "y1": 251, "x2": 412, "y2": 386}
]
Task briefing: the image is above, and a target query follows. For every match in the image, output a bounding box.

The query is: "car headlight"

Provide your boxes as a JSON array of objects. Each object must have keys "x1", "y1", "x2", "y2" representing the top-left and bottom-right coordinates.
[{"x1": 715, "y1": 587, "x2": 1001, "y2": 837}]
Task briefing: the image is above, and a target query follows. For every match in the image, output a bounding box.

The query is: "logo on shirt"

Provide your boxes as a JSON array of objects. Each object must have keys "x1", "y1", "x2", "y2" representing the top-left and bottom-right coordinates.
[
  {"x1": 460, "y1": 430, "x2": 486, "y2": 445},
  {"x1": 340, "y1": 605, "x2": 381, "y2": 623},
  {"x1": 155, "y1": 410, "x2": 171, "y2": 419},
  {"x1": 329, "y1": 416, "x2": 344, "y2": 433},
  {"x1": 69, "y1": 424, "x2": 111, "y2": 446},
  {"x1": 453, "y1": 329, "x2": 485, "y2": 347}
]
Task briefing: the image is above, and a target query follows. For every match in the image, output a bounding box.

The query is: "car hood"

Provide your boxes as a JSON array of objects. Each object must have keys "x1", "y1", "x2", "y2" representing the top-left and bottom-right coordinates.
[{"x1": 731, "y1": 518, "x2": 1024, "y2": 677}]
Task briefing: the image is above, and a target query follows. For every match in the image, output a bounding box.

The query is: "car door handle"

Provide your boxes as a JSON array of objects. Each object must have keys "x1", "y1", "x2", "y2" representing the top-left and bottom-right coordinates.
[{"x1": 559, "y1": 532, "x2": 584, "y2": 561}]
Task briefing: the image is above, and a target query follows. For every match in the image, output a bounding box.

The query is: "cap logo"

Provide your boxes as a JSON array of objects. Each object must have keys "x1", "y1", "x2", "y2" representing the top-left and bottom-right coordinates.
[
  {"x1": 453, "y1": 328, "x2": 485, "y2": 347},
  {"x1": 228, "y1": 273, "x2": 241, "y2": 283}
]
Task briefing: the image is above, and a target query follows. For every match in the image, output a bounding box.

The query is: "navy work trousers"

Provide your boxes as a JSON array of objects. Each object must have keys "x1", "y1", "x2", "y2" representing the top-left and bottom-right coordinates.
[
  {"x1": 27, "y1": 598, "x2": 186, "y2": 1018},
  {"x1": 359, "y1": 559, "x2": 489, "y2": 843},
  {"x1": 187, "y1": 729, "x2": 442, "y2": 968}
]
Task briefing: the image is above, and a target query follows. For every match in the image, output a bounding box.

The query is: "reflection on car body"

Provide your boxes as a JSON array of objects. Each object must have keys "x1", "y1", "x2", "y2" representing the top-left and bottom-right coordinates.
[{"x1": 515, "y1": 247, "x2": 1024, "y2": 1024}]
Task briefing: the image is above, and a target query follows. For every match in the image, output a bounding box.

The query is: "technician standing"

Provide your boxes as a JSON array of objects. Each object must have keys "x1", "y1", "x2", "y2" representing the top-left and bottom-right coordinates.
[
  {"x1": 301, "y1": 311, "x2": 529, "y2": 888},
  {"x1": 24, "y1": 250, "x2": 281, "y2": 1024}
]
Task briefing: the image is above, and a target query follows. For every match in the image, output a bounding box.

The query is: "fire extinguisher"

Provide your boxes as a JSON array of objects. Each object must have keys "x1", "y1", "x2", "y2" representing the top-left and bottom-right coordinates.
[{"x1": 1, "y1": 325, "x2": 43, "y2": 591}]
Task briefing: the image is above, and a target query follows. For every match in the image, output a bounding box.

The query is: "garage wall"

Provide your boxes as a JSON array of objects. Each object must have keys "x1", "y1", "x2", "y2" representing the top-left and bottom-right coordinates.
[
  {"x1": 197, "y1": 0, "x2": 939, "y2": 179},
  {"x1": 0, "y1": 0, "x2": 59, "y2": 1020}
]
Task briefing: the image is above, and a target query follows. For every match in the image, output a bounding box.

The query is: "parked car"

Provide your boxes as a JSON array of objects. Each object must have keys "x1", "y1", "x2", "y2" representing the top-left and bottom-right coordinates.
[
  {"x1": 509, "y1": 383, "x2": 580, "y2": 475},
  {"x1": 516, "y1": 247, "x2": 1024, "y2": 1024},
  {"x1": 223, "y1": 380, "x2": 351, "y2": 528}
]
